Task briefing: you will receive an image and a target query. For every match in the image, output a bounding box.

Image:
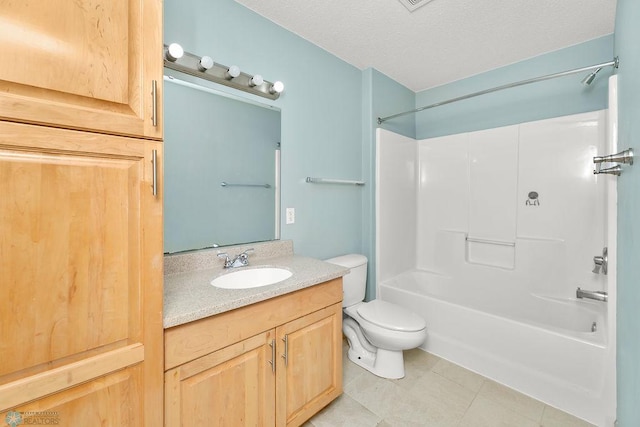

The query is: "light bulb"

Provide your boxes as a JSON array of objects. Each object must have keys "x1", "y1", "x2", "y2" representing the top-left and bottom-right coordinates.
[
  {"x1": 269, "y1": 81, "x2": 284, "y2": 94},
  {"x1": 226, "y1": 65, "x2": 240, "y2": 79},
  {"x1": 249, "y1": 74, "x2": 264, "y2": 87},
  {"x1": 165, "y1": 43, "x2": 184, "y2": 62},
  {"x1": 198, "y1": 56, "x2": 214, "y2": 71}
]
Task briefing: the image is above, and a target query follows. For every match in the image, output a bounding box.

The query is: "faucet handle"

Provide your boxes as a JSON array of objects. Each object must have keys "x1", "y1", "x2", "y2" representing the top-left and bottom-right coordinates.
[
  {"x1": 237, "y1": 248, "x2": 254, "y2": 264},
  {"x1": 217, "y1": 252, "x2": 232, "y2": 268},
  {"x1": 592, "y1": 247, "x2": 608, "y2": 275},
  {"x1": 592, "y1": 256, "x2": 604, "y2": 274}
]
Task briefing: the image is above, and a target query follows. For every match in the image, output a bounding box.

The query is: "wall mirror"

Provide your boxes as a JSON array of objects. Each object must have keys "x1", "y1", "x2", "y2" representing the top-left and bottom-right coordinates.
[{"x1": 163, "y1": 70, "x2": 281, "y2": 254}]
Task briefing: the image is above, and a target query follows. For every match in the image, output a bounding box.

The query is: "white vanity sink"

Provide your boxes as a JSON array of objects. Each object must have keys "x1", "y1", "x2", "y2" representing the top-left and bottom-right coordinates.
[{"x1": 211, "y1": 267, "x2": 293, "y2": 289}]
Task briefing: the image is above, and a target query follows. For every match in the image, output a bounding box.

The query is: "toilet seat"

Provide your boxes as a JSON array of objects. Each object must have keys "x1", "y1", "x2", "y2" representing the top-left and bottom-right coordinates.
[{"x1": 357, "y1": 300, "x2": 426, "y2": 332}]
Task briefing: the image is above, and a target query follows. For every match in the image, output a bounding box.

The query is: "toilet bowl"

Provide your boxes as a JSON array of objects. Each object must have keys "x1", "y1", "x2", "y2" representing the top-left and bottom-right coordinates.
[
  {"x1": 325, "y1": 254, "x2": 427, "y2": 379},
  {"x1": 346, "y1": 300, "x2": 427, "y2": 350}
]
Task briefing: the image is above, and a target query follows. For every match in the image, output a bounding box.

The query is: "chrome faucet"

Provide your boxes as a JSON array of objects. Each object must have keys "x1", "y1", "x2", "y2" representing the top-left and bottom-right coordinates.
[
  {"x1": 576, "y1": 287, "x2": 608, "y2": 302},
  {"x1": 217, "y1": 248, "x2": 254, "y2": 268},
  {"x1": 592, "y1": 247, "x2": 608, "y2": 275}
]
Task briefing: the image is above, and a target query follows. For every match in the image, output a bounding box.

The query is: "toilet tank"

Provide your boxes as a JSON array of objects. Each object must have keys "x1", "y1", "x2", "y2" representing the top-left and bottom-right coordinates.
[{"x1": 324, "y1": 254, "x2": 368, "y2": 307}]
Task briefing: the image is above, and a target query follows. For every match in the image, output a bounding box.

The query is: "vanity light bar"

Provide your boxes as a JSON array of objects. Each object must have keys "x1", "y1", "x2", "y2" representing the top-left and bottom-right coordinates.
[{"x1": 163, "y1": 44, "x2": 283, "y2": 100}]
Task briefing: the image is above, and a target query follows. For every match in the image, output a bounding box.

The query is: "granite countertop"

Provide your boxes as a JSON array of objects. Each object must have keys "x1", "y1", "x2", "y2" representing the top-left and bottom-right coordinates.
[{"x1": 163, "y1": 241, "x2": 349, "y2": 328}]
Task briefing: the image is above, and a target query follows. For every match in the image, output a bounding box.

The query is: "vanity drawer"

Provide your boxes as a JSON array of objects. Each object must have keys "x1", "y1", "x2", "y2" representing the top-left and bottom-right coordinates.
[{"x1": 164, "y1": 278, "x2": 342, "y2": 370}]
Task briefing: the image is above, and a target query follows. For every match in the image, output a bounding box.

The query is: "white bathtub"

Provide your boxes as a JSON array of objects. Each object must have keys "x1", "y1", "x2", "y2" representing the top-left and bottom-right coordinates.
[{"x1": 379, "y1": 270, "x2": 615, "y2": 426}]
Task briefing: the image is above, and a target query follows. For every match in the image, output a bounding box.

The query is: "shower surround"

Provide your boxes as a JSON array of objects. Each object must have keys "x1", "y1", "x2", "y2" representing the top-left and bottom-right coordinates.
[{"x1": 375, "y1": 89, "x2": 618, "y2": 425}]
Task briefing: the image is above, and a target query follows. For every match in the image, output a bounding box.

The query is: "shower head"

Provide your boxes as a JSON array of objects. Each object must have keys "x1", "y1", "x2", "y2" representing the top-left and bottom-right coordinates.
[{"x1": 581, "y1": 67, "x2": 602, "y2": 85}]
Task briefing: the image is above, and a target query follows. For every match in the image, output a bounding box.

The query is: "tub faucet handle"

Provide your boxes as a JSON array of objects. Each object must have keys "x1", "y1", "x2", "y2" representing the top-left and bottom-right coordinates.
[
  {"x1": 592, "y1": 256, "x2": 603, "y2": 274},
  {"x1": 592, "y1": 247, "x2": 608, "y2": 275}
]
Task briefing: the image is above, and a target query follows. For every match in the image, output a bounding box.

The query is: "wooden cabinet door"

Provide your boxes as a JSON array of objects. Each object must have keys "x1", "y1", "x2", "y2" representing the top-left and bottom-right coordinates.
[
  {"x1": 0, "y1": 0, "x2": 162, "y2": 139},
  {"x1": 276, "y1": 303, "x2": 343, "y2": 427},
  {"x1": 0, "y1": 121, "x2": 163, "y2": 426},
  {"x1": 2, "y1": 356, "x2": 144, "y2": 426},
  {"x1": 165, "y1": 331, "x2": 276, "y2": 427}
]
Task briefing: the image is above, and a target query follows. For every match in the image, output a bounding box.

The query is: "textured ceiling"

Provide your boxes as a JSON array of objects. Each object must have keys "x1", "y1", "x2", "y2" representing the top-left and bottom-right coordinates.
[{"x1": 234, "y1": 0, "x2": 617, "y2": 92}]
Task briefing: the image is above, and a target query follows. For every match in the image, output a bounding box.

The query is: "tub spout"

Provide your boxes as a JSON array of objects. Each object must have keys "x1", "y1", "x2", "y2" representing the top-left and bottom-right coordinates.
[{"x1": 576, "y1": 287, "x2": 608, "y2": 302}]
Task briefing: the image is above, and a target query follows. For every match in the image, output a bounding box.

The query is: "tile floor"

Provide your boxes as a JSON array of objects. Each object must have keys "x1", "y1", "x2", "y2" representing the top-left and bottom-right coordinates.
[{"x1": 304, "y1": 342, "x2": 595, "y2": 427}]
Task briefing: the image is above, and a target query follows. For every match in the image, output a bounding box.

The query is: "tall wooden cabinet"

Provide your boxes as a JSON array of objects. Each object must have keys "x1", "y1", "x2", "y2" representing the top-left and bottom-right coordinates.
[
  {"x1": 0, "y1": 2, "x2": 163, "y2": 426},
  {"x1": 0, "y1": 0, "x2": 162, "y2": 138}
]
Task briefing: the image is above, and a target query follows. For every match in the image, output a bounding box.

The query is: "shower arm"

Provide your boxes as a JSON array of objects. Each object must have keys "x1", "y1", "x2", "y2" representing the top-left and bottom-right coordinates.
[{"x1": 377, "y1": 57, "x2": 620, "y2": 125}]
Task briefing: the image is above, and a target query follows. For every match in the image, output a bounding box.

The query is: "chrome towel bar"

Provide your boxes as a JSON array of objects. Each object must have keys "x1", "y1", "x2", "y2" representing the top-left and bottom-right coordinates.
[{"x1": 220, "y1": 182, "x2": 271, "y2": 188}]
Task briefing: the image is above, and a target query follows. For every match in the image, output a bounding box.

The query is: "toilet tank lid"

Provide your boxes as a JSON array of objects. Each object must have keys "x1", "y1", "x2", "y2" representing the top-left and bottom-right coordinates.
[
  {"x1": 357, "y1": 300, "x2": 426, "y2": 332},
  {"x1": 324, "y1": 254, "x2": 367, "y2": 268}
]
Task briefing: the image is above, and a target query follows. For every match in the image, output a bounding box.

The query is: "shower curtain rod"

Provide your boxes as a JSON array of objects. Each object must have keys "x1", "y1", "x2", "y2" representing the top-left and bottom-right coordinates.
[{"x1": 377, "y1": 57, "x2": 619, "y2": 125}]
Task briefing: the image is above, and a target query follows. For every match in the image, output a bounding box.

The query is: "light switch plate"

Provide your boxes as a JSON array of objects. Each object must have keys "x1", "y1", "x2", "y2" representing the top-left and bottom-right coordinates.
[{"x1": 286, "y1": 207, "x2": 295, "y2": 224}]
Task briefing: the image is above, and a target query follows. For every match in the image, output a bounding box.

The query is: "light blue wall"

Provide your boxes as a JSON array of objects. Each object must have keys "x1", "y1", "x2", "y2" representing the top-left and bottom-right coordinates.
[
  {"x1": 415, "y1": 35, "x2": 614, "y2": 139},
  {"x1": 614, "y1": 0, "x2": 640, "y2": 424},
  {"x1": 372, "y1": 70, "x2": 416, "y2": 140},
  {"x1": 165, "y1": 0, "x2": 364, "y2": 259}
]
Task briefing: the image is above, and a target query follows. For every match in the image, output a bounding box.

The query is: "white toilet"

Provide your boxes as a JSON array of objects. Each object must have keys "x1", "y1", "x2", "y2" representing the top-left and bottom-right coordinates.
[{"x1": 325, "y1": 254, "x2": 427, "y2": 379}]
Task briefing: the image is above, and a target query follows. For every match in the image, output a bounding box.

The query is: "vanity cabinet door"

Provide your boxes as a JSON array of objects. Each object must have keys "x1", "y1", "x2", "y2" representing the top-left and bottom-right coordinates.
[
  {"x1": 0, "y1": 0, "x2": 162, "y2": 139},
  {"x1": 164, "y1": 330, "x2": 276, "y2": 427},
  {"x1": 276, "y1": 303, "x2": 343, "y2": 427},
  {"x1": 0, "y1": 122, "x2": 163, "y2": 427}
]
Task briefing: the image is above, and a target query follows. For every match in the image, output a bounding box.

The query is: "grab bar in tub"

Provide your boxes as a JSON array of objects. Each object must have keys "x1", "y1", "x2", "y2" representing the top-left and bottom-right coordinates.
[{"x1": 465, "y1": 237, "x2": 515, "y2": 247}]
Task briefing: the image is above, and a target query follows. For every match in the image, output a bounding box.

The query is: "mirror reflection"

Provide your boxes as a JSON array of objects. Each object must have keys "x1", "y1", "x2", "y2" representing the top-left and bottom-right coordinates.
[{"x1": 163, "y1": 73, "x2": 281, "y2": 253}]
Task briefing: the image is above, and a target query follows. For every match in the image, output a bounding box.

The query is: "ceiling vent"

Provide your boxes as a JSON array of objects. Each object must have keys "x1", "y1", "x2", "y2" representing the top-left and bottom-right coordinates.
[{"x1": 398, "y1": 0, "x2": 434, "y2": 12}]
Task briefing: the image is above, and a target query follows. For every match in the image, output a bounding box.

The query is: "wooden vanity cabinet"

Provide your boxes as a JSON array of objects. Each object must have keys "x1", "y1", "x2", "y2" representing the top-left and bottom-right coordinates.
[
  {"x1": 164, "y1": 278, "x2": 343, "y2": 427},
  {"x1": 0, "y1": 0, "x2": 163, "y2": 139},
  {"x1": 0, "y1": 122, "x2": 163, "y2": 426}
]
